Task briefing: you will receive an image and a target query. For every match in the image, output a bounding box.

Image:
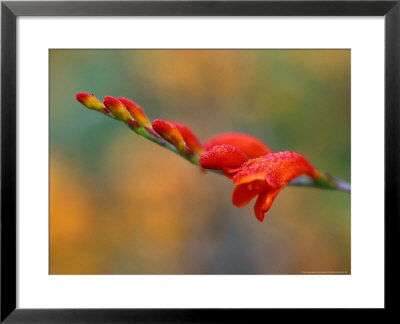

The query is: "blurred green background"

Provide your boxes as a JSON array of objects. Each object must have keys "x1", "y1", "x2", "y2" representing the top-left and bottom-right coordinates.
[{"x1": 49, "y1": 49, "x2": 350, "y2": 274}]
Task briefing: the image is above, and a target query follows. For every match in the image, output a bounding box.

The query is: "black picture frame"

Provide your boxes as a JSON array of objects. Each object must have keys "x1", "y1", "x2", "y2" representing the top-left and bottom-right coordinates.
[{"x1": 1, "y1": 0, "x2": 399, "y2": 322}]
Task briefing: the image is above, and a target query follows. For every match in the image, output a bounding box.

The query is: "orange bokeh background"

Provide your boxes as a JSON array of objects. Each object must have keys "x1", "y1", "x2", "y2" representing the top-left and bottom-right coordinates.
[{"x1": 50, "y1": 50, "x2": 350, "y2": 274}]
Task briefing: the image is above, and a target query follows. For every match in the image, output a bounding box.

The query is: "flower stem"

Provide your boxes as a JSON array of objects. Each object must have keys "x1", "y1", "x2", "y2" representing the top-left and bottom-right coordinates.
[
  {"x1": 289, "y1": 175, "x2": 351, "y2": 193},
  {"x1": 98, "y1": 109, "x2": 351, "y2": 194}
]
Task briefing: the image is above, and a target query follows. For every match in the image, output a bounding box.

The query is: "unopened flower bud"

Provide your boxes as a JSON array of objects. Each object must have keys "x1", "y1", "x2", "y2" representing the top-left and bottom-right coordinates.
[
  {"x1": 103, "y1": 96, "x2": 132, "y2": 122},
  {"x1": 76, "y1": 92, "x2": 105, "y2": 111},
  {"x1": 152, "y1": 119, "x2": 187, "y2": 154},
  {"x1": 170, "y1": 121, "x2": 204, "y2": 155},
  {"x1": 118, "y1": 97, "x2": 151, "y2": 127}
]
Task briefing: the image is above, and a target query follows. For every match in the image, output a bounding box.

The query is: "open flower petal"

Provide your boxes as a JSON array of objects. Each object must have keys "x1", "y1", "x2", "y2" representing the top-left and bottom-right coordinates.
[
  {"x1": 221, "y1": 167, "x2": 242, "y2": 179},
  {"x1": 262, "y1": 151, "x2": 318, "y2": 188},
  {"x1": 253, "y1": 189, "x2": 281, "y2": 222},
  {"x1": 233, "y1": 151, "x2": 318, "y2": 188},
  {"x1": 203, "y1": 132, "x2": 272, "y2": 158},
  {"x1": 232, "y1": 156, "x2": 272, "y2": 185},
  {"x1": 232, "y1": 180, "x2": 269, "y2": 208},
  {"x1": 199, "y1": 144, "x2": 248, "y2": 170},
  {"x1": 231, "y1": 151, "x2": 320, "y2": 221}
]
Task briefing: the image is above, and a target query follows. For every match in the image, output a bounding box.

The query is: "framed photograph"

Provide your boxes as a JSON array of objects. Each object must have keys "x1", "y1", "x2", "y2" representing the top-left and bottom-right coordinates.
[{"x1": 1, "y1": 0, "x2": 398, "y2": 321}]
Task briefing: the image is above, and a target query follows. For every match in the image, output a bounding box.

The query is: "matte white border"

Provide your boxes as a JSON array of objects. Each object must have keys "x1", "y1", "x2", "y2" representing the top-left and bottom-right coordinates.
[{"x1": 17, "y1": 17, "x2": 384, "y2": 308}]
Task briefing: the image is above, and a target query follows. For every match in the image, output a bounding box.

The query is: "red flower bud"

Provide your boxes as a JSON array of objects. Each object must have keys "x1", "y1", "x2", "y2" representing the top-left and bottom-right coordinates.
[
  {"x1": 76, "y1": 92, "x2": 105, "y2": 111},
  {"x1": 170, "y1": 121, "x2": 204, "y2": 155},
  {"x1": 103, "y1": 96, "x2": 132, "y2": 122},
  {"x1": 117, "y1": 97, "x2": 151, "y2": 127},
  {"x1": 203, "y1": 132, "x2": 272, "y2": 159},
  {"x1": 152, "y1": 119, "x2": 187, "y2": 154}
]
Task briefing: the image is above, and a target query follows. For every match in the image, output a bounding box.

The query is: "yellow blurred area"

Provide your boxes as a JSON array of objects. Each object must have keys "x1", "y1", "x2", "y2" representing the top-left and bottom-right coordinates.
[
  {"x1": 133, "y1": 50, "x2": 257, "y2": 100},
  {"x1": 50, "y1": 156, "x2": 103, "y2": 274},
  {"x1": 50, "y1": 140, "x2": 221, "y2": 274},
  {"x1": 50, "y1": 49, "x2": 350, "y2": 274}
]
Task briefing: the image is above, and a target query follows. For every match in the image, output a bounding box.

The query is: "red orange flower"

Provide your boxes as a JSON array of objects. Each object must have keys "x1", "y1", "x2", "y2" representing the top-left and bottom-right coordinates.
[
  {"x1": 200, "y1": 131, "x2": 274, "y2": 178},
  {"x1": 234, "y1": 152, "x2": 320, "y2": 221},
  {"x1": 203, "y1": 132, "x2": 272, "y2": 159},
  {"x1": 76, "y1": 91, "x2": 344, "y2": 223},
  {"x1": 200, "y1": 150, "x2": 321, "y2": 221}
]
